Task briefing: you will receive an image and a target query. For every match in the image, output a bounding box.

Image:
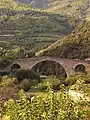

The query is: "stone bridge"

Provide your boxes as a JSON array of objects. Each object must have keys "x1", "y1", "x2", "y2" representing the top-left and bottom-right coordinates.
[{"x1": 8, "y1": 56, "x2": 90, "y2": 76}]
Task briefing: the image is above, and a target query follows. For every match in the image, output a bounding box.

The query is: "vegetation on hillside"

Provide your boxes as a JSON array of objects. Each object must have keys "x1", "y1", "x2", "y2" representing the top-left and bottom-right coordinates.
[
  {"x1": 47, "y1": 0, "x2": 90, "y2": 20},
  {"x1": 0, "y1": 0, "x2": 32, "y2": 10},
  {"x1": 0, "y1": 7, "x2": 76, "y2": 59},
  {"x1": 0, "y1": 1, "x2": 90, "y2": 119},
  {"x1": 14, "y1": 0, "x2": 90, "y2": 21},
  {"x1": 0, "y1": 79, "x2": 90, "y2": 120},
  {"x1": 37, "y1": 21, "x2": 90, "y2": 59},
  {"x1": 0, "y1": 70, "x2": 90, "y2": 120}
]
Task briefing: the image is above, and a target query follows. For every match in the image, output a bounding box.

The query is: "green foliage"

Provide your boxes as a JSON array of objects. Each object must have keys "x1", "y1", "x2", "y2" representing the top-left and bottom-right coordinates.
[
  {"x1": 1, "y1": 88, "x2": 90, "y2": 120},
  {"x1": 0, "y1": 75, "x2": 16, "y2": 87},
  {"x1": 14, "y1": 69, "x2": 40, "y2": 82},
  {"x1": 0, "y1": 8, "x2": 74, "y2": 59},
  {"x1": 1, "y1": 48, "x2": 25, "y2": 59},
  {"x1": 64, "y1": 75, "x2": 77, "y2": 86},
  {"x1": 0, "y1": 75, "x2": 19, "y2": 119},
  {"x1": 37, "y1": 76, "x2": 63, "y2": 91},
  {"x1": 70, "y1": 73, "x2": 90, "y2": 95},
  {"x1": 47, "y1": 0, "x2": 90, "y2": 20},
  {"x1": 0, "y1": 59, "x2": 11, "y2": 69},
  {"x1": 37, "y1": 21, "x2": 90, "y2": 59},
  {"x1": 21, "y1": 73, "x2": 90, "y2": 92},
  {"x1": 25, "y1": 50, "x2": 35, "y2": 58},
  {"x1": 20, "y1": 79, "x2": 39, "y2": 91},
  {"x1": 0, "y1": 0, "x2": 32, "y2": 10}
]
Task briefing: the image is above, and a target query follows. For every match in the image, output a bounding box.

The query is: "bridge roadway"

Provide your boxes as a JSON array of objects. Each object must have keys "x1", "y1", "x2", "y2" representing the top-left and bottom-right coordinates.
[{"x1": 1, "y1": 56, "x2": 89, "y2": 76}]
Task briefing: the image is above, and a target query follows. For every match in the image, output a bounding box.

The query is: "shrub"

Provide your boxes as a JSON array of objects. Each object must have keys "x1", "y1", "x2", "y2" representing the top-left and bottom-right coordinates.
[
  {"x1": 0, "y1": 59, "x2": 11, "y2": 69},
  {"x1": 0, "y1": 75, "x2": 16, "y2": 87},
  {"x1": 20, "y1": 79, "x2": 39, "y2": 91},
  {"x1": 73, "y1": 72, "x2": 90, "y2": 84},
  {"x1": 0, "y1": 75, "x2": 20, "y2": 119},
  {"x1": 25, "y1": 50, "x2": 36, "y2": 58},
  {"x1": 29, "y1": 86, "x2": 40, "y2": 92},
  {"x1": 0, "y1": 76, "x2": 19, "y2": 101},
  {"x1": 14, "y1": 69, "x2": 40, "y2": 82},
  {"x1": 37, "y1": 76, "x2": 61, "y2": 91},
  {"x1": 63, "y1": 74, "x2": 77, "y2": 86},
  {"x1": 84, "y1": 74, "x2": 90, "y2": 84},
  {"x1": 1, "y1": 88, "x2": 90, "y2": 120},
  {"x1": 70, "y1": 73, "x2": 90, "y2": 95},
  {"x1": 20, "y1": 79, "x2": 32, "y2": 91},
  {"x1": 64, "y1": 73, "x2": 90, "y2": 86}
]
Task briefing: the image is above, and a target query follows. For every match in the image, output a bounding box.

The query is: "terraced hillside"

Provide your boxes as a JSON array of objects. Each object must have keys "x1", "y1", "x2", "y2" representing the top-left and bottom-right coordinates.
[
  {"x1": 0, "y1": 8, "x2": 76, "y2": 52},
  {"x1": 36, "y1": 21, "x2": 90, "y2": 60}
]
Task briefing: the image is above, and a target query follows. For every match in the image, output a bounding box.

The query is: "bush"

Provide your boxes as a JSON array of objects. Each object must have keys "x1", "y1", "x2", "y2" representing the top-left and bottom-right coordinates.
[
  {"x1": 0, "y1": 75, "x2": 20, "y2": 119},
  {"x1": 37, "y1": 76, "x2": 61, "y2": 91},
  {"x1": 0, "y1": 59, "x2": 11, "y2": 69},
  {"x1": 29, "y1": 86, "x2": 40, "y2": 92},
  {"x1": 63, "y1": 74, "x2": 77, "y2": 86},
  {"x1": 64, "y1": 73, "x2": 90, "y2": 86},
  {"x1": 74, "y1": 72, "x2": 90, "y2": 84},
  {"x1": 0, "y1": 75, "x2": 16, "y2": 87},
  {"x1": 1, "y1": 88, "x2": 90, "y2": 120},
  {"x1": 84, "y1": 74, "x2": 90, "y2": 84},
  {"x1": 14, "y1": 69, "x2": 40, "y2": 82},
  {"x1": 70, "y1": 73, "x2": 90, "y2": 95},
  {"x1": 20, "y1": 79, "x2": 32, "y2": 91},
  {"x1": 0, "y1": 76, "x2": 19, "y2": 102},
  {"x1": 25, "y1": 50, "x2": 36, "y2": 58},
  {"x1": 20, "y1": 79, "x2": 39, "y2": 91}
]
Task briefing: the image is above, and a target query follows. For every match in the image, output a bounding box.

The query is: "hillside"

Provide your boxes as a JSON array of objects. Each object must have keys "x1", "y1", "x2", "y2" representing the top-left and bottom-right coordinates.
[
  {"x1": 0, "y1": 0, "x2": 88, "y2": 59},
  {"x1": 0, "y1": 0, "x2": 32, "y2": 10},
  {"x1": 0, "y1": 7, "x2": 76, "y2": 54},
  {"x1": 47, "y1": 0, "x2": 90, "y2": 20},
  {"x1": 17, "y1": 0, "x2": 49, "y2": 9},
  {"x1": 16, "y1": 0, "x2": 90, "y2": 20},
  {"x1": 36, "y1": 21, "x2": 90, "y2": 59}
]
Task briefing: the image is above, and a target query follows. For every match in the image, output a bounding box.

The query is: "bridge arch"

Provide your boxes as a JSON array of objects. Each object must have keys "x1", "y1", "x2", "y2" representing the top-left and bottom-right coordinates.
[
  {"x1": 31, "y1": 59, "x2": 67, "y2": 78},
  {"x1": 74, "y1": 64, "x2": 86, "y2": 73},
  {"x1": 10, "y1": 57, "x2": 90, "y2": 76},
  {"x1": 11, "y1": 63, "x2": 21, "y2": 70}
]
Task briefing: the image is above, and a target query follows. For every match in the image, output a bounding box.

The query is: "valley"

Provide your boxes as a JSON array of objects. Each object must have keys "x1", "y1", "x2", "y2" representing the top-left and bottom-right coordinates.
[
  {"x1": 0, "y1": 7, "x2": 77, "y2": 59},
  {"x1": 0, "y1": 0, "x2": 90, "y2": 120}
]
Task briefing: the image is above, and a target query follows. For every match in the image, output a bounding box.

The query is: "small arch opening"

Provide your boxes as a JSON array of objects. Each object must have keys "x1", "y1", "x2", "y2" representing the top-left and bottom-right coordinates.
[
  {"x1": 11, "y1": 63, "x2": 21, "y2": 70},
  {"x1": 31, "y1": 60, "x2": 67, "y2": 79},
  {"x1": 74, "y1": 64, "x2": 86, "y2": 73}
]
